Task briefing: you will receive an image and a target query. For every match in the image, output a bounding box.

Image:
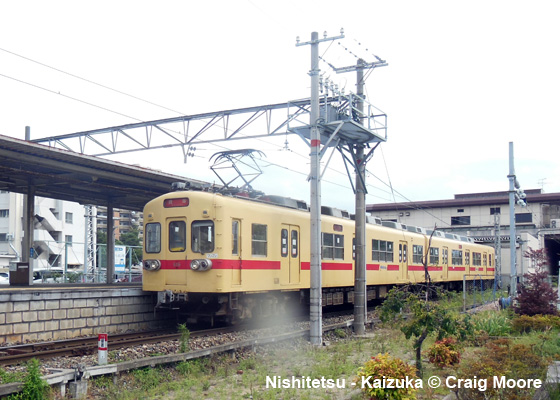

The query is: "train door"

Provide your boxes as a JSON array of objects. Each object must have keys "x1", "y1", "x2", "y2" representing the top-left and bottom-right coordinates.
[
  {"x1": 280, "y1": 224, "x2": 300, "y2": 285},
  {"x1": 442, "y1": 246, "x2": 449, "y2": 279},
  {"x1": 399, "y1": 241, "x2": 408, "y2": 281},
  {"x1": 231, "y1": 219, "x2": 241, "y2": 285},
  {"x1": 166, "y1": 218, "x2": 188, "y2": 285}
]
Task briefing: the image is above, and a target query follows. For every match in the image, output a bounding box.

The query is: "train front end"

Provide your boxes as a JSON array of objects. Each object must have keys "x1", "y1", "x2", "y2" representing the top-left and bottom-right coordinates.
[{"x1": 142, "y1": 190, "x2": 227, "y2": 321}]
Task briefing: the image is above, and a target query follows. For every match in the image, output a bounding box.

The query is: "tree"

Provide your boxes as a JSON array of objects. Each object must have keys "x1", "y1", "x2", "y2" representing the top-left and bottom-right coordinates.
[
  {"x1": 119, "y1": 229, "x2": 143, "y2": 265},
  {"x1": 514, "y1": 248, "x2": 558, "y2": 316},
  {"x1": 380, "y1": 287, "x2": 473, "y2": 377}
]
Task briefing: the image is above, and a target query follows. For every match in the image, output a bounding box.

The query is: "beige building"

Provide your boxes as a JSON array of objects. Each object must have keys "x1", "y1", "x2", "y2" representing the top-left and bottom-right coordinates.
[
  {"x1": 367, "y1": 190, "x2": 560, "y2": 286},
  {"x1": 96, "y1": 207, "x2": 143, "y2": 240}
]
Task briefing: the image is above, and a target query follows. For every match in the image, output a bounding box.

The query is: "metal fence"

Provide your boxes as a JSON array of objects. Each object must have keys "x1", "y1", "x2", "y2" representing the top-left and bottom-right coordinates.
[
  {"x1": 462, "y1": 275, "x2": 498, "y2": 312},
  {"x1": 27, "y1": 240, "x2": 142, "y2": 284}
]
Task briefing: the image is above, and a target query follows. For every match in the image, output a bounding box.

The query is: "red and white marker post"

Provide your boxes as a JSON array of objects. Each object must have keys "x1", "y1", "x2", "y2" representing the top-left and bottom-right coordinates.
[{"x1": 98, "y1": 333, "x2": 108, "y2": 365}]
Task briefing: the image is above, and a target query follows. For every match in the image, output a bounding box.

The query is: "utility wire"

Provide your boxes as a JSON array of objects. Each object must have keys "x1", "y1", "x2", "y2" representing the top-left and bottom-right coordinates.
[
  {"x1": 0, "y1": 72, "x2": 143, "y2": 122},
  {"x1": 0, "y1": 46, "x2": 184, "y2": 116}
]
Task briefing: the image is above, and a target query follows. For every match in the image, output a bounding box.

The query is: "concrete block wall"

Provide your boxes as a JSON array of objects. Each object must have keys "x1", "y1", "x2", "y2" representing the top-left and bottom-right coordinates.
[{"x1": 0, "y1": 288, "x2": 172, "y2": 344}]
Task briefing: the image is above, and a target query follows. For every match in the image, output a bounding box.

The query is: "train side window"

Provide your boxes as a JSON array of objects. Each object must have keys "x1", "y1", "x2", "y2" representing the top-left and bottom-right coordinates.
[
  {"x1": 281, "y1": 229, "x2": 288, "y2": 257},
  {"x1": 429, "y1": 247, "x2": 439, "y2": 265},
  {"x1": 452, "y1": 250, "x2": 463, "y2": 265},
  {"x1": 372, "y1": 239, "x2": 394, "y2": 262},
  {"x1": 191, "y1": 221, "x2": 214, "y2": 254},
  {"x1": 465, "y1": 250, "x2": 470, "y2": 266},
  {"x1": 321, "y1": 233, "x2": 334, "y2": 259},
  {"x1": 145, "y1": 223, "x2": 161, "y2": 253},
  {"x1": 413, "y1": 245, "x2": 423, "y2": 264},
  {"x1": 291, "y1": 230, "x2": 298, "y2": 257},
  {"x1": 169, "y1": 221, "x2": 186, "y2": 252},
  {"x1": 334, "y1": 234, "x2": 344, "y2": 259},
  {"x1": 232, "y1": 220, "x2": 239, "y2": 255},
  {"x1": 252, "y1": 224, "x2": 267, "y2": 257},
  {"x1": 473, "y1": 252, "x2": 482, "y2": 266},
  {"x1": 321, "y1": 233, "x2": 344, "y2": 260}
]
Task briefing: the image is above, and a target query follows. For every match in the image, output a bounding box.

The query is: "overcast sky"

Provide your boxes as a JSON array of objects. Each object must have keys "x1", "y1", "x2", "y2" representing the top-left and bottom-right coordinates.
[{"x1": 1, "y1": 1, "x2": 559, "y2": 213}]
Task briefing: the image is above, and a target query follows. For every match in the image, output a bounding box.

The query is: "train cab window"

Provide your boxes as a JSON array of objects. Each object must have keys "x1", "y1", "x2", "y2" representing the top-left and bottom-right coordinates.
[
  {"x1": 413, "y1": 245, "x2": 424, "y2": 264},
  {"x1": 169, "y1": 221, "x2": 186, "y2": 252},
  {"x1": 452, "y1": 250, "x2": 463, "y2": 266},
  {"x1": 252, "y1": 224, "x2": 268, "y2": 257},
  {"x1": 145, "y1": 223, "x2": 161, "y2": 253},
  {"x1": 232, "y1": 220, "x2": 239, "y2": 255},
  {"x1": 483, "y1": 253, "x2": 488, "y2": 267},
  {"x1": 191, "y1": 221, "x2": 214, "y2": 254},
  {"x1": 429, "y1": 247, "x2": 439, "y2": 265},
  {"x1": 322, "y1": 233, "x2": 344, "y2": 260},
  {"x1": 281, "y1": 229, "x2": 288, "y2": 257}
]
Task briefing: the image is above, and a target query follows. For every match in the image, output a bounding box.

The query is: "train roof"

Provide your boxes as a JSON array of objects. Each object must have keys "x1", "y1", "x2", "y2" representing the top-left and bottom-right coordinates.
[{"x1": 160, "y1": 185, "x2": 481, "y2": 246}]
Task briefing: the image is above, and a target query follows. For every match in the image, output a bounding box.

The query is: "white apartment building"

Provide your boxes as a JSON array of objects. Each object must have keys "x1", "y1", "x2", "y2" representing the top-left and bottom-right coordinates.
[
  {"x1": 367, "y1": 190, "x2": 560, "y2": 287},
  {"x1": 0, "y1": 191, "x2": 87, "y2": 270}
]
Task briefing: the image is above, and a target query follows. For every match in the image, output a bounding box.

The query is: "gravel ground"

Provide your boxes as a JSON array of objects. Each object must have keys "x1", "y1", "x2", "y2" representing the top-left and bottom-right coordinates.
[{"x1": 2, "y1": 312, "x2": 368, "y2": 377}]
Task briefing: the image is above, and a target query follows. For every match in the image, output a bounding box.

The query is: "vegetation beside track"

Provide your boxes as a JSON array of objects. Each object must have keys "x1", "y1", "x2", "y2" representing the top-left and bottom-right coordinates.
[{"x1": 2, "y1": 285, "x2": 560, "y2": 399}]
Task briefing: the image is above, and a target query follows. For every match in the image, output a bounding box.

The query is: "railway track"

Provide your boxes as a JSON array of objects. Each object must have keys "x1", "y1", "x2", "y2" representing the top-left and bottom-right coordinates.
[
  {"x1": 0, "y1": 326, "x2": 238, "y2": 366},
  {"x1": 0, "y1": 307, "x2": 363, "y2": 366}
]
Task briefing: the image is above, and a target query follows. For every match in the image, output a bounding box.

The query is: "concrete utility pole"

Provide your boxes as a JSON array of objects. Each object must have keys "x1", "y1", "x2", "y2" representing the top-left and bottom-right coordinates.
[
  {"x1": 297, "y1": 30, "x2": 344, "y2": 346},
  {"x1": 354, "y1": 60, "x2": 367, "y2": 335}
]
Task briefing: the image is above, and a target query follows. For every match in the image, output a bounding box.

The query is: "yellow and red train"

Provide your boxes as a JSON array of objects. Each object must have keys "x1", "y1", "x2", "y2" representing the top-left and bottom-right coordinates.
[{"x1": 142, "y1": 189, "x2": 495, "y2": 323}]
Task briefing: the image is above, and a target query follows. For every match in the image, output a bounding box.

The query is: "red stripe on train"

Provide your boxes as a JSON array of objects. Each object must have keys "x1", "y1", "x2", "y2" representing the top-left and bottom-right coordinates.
[
  {"x1": 301, "y1": 262, "x2": 353, "y2": 271},
  {"x1": 160, "y1": 259, "x2": 281, "y2": 270},
  {"x1": 408, "y1": 265, "x2": 443, "y2": 271}
]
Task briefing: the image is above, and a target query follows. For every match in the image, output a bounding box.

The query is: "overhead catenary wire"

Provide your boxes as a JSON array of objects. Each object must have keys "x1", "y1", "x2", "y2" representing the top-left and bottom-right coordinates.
[{"x1": 2, "y1": 38, "x2": 421, "y2": 212}]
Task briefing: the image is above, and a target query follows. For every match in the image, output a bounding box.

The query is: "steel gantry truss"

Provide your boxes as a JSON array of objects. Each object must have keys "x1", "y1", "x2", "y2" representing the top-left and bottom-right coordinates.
[
  {"x1": 31, "y1": 94, "x2": 387, "y2": 301},
  {"x1": 31, "y1": 97, "x2": 386, "y2": 158}
]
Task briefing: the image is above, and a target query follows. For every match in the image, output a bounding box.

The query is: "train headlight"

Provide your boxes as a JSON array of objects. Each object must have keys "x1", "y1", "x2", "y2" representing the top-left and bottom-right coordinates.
[
  {"x1": 143, "y1": 259, "x2": 161, "y2": 271},
  {"x1": 190, "y1": 259, "x2": 212, "y2": 271}
]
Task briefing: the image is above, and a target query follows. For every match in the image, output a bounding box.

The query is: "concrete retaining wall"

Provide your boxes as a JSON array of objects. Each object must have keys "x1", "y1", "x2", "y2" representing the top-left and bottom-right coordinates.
[{"x1": 0, "y1": 287, "x2": 171, "y2": 344}]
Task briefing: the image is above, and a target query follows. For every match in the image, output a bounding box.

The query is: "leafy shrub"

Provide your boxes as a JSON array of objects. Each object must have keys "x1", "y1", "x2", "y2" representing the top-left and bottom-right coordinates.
[
  {"x1": 454, "y1": 339, "x2": 548, "y2": 400},
  {"x1": 426, "y1": 337, "x2": 461, "y2": 368},
  {"x1": 355, "y1": 353, "x2": 417, "y2": 400},
  {"x1": 471, "y1": 311, "x2": 512, "y2": 336},
  {"x1": 7, "y1": 358, "x2": 49, "y2": 400},
  {"x1": 515, "y1": 248, "x2": 558, "y2": 316},
  {"x1": 512, "y1": 314, "x2": 560, "y2": 333},
  {"x1": 178, "y1": 323, "x2": 190, "y2": 353}
]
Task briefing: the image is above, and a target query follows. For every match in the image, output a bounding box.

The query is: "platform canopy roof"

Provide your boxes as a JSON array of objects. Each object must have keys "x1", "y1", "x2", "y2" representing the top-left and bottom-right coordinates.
[{"x1": 0, "y1": 135, "x2": 203, "y2": 211}]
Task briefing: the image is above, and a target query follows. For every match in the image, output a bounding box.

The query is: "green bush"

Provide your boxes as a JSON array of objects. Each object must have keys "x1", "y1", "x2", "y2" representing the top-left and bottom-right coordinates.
[
  {"x1": 355, "y1": 353, "x2": 418, "y2": 400},
  {"x1": 472, "y1": 311, "x2": 512, "y2": 336},
  {"x1": 7, "y1": 358, "x2": 49, "y2": 400},
  {"x1": 512, "y1": 314, "x2": 560, "y2": 333},
  {"x1": 455, "y1": 339, "x2": 548, "y2": 400},
  {"x1": 426, "y1": 337, "x2": 461, "y2": 368}
]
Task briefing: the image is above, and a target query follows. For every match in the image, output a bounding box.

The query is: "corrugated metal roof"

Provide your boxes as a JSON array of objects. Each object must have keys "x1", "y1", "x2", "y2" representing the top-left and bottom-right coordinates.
[
  {"x1": 367, "y1": 190, "x2": 560, "y2": 213},
  {"x1": 0, "y1": 134, "x2": 204, "y2": 210}
]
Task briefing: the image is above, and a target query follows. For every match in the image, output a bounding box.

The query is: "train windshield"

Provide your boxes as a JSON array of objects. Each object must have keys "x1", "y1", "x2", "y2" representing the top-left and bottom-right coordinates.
[
  {"x1": 145, "y1": 223, "x2": 161, "y2": 253},
  {"x1": 191, "y1": 221, "x2": 214, "y2": 254}
]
